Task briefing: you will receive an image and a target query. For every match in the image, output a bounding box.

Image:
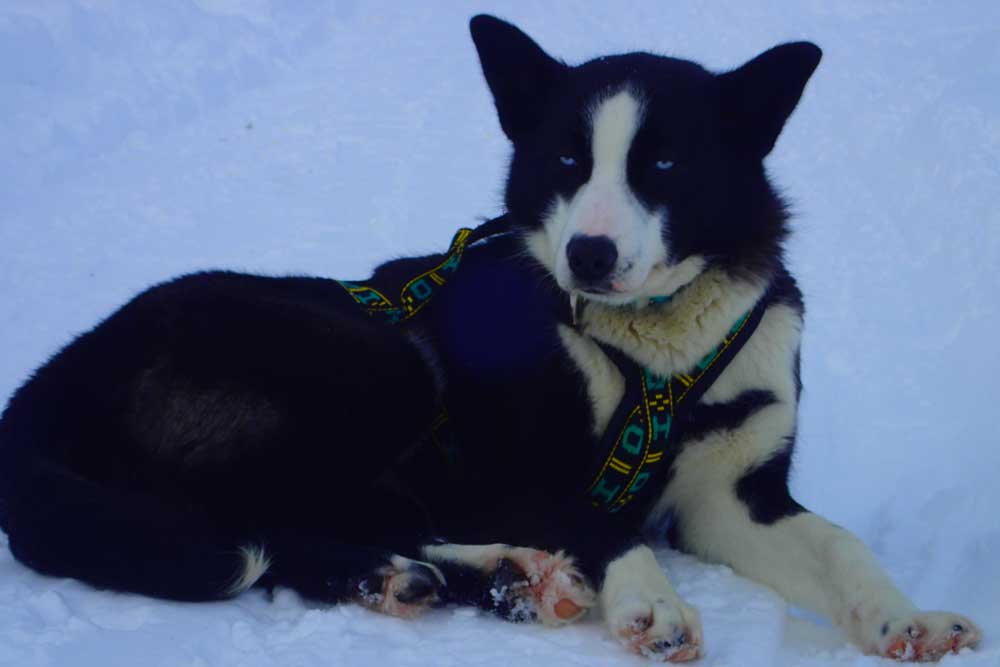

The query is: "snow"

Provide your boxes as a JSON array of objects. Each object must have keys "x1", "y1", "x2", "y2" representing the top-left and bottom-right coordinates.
[{"x1": 1, "y1": 1, "x2": 998, "y2": 665}]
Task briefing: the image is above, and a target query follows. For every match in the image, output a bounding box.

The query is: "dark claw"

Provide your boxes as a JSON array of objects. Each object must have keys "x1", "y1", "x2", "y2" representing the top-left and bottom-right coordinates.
[
  {"x1": 633, "y1": 615, "x2": 653, "y2": 633},
  {"x1": 674, "y1": 632, "x2": 687, "y2": 646}
]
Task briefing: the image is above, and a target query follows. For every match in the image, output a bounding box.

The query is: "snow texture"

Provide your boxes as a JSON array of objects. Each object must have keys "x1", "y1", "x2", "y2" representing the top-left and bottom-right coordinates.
[{"x1": 1, "y1": 1, "x2": 998, "y2": 665}]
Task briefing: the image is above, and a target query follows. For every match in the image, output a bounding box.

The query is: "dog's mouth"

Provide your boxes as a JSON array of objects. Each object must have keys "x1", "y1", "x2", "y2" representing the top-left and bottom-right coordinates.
[
  {"x1": 568, "y1": 256, "x2": 707, "y2": 308},
  {"x1": 572, "y1": 286, "x2": 635, "y2": 306},
  {"x1": 562, "y1": 261, "x2": 652, "y2": 305}
]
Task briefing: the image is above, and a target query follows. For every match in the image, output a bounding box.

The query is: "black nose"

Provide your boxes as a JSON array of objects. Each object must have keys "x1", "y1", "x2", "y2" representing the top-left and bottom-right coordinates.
[{"x1": 567, "y1": 235, "x2": 618, "y2": 284}]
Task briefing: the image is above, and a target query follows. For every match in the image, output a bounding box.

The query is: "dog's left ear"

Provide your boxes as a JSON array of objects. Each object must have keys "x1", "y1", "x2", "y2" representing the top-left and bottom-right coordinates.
[
  {"x1": 470, "y1": 14, "x2": 567, "y2": 142},
  {"x1": 718, "y1": 42, "x2": 822, "y2": 157}
]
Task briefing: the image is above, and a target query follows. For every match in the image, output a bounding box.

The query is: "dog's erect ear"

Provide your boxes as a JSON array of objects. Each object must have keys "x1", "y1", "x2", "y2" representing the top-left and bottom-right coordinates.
[
  {"x1": 470, "y1": 15, "x2": 567, "y2": 141},
  {"x1": 718, "y1": 42, "x2": 822, "y2": 157}
]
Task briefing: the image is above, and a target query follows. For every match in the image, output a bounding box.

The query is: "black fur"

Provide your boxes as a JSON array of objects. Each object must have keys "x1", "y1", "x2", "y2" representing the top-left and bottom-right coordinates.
[
  {"x1": 735, "y1": 442, "x2": 806, "y2": 524},
  {"x1": 0, "y1": 15, "x2": 820, "y2": 613},
  {"x1": 681, "y1": 390, "x2": 778, "y2": 444}
]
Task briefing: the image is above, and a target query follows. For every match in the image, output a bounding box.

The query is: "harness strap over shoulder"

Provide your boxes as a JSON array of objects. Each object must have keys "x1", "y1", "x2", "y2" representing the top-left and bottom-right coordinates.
[
  {"x1": 336, "y1": 215, "x2": 510, "y2": 323},
  {"x1": 586, "y1": 288, "x2": 772, "y2": 513}
]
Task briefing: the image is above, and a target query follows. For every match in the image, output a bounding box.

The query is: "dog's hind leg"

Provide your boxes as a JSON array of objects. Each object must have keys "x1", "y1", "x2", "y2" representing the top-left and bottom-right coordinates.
[
  {"x1": 1, "y1": 456, "x2": 443, "y2": 617},
  {"x1": 420, "y1": 543, "x2": 596, "y2": 625}
]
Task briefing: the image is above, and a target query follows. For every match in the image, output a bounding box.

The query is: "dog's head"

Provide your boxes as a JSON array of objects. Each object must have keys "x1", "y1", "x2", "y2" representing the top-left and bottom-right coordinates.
[{"x1": 470, "y1": 15, "x2": 820, "y2": 305}]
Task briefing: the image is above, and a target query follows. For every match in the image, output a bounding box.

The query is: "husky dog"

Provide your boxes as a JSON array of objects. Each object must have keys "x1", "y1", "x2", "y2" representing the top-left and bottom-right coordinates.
[{"x1": 0, "y1": 15, "x2": 980, "y2": 663}]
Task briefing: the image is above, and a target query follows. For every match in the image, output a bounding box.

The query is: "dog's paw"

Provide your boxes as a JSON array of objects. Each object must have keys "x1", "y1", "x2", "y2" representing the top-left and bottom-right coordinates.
[
  {"x1": 356, "y1": 556, "x2": 445, "y2": 619},
  {"x1": 606, "y1": 592, "x2": 703, "y2": 662},
  {"x1": 873, "y1": 612, "x2": 981, "y2": 662},
  {"x1": 489, "y1": 548, "x2": 595, "y2": 626}
]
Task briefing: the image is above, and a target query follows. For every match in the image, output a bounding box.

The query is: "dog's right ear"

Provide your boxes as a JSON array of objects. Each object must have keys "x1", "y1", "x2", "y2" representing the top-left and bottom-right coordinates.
[{"x1": 470, "y1": 15, "x2": 567, "y2": 142}]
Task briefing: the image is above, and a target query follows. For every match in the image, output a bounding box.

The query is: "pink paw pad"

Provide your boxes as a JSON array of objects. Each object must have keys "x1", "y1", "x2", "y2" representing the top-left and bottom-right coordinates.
[
  {"x1": 879, "y1": 613, "x2": 982, "y2": 662},
  {"x1": 498, "y1": 548, "x2": 596, "y2": 626}
]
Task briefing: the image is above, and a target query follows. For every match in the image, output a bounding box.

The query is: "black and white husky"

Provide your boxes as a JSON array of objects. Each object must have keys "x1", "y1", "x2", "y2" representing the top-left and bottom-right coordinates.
[{"x1": 0, "y1": 15, "x2": 981, "y2": 663}]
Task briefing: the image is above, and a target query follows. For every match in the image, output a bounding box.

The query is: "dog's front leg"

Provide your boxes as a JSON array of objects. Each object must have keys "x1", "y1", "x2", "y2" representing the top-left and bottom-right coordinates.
[
  {"x1": 552, "y1": 511, "x2": 703, "y2": 662},
  {"x1": 663, "y1": 402, "x2": 981, "y2": 661},
  {"x1": 675, "y1": 496, "x2": 981, "y2": 660},
  {"x1": 599, "y1": 542, "x2": 703, "y2": 662}
]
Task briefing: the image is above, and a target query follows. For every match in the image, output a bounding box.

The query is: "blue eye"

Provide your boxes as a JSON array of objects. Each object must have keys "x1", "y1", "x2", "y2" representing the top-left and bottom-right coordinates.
[
  {"x1": 655, "y1": 159, "x2": 675, "y2": 171},
  {"x1": 559, "y1": 155, "x2": 577, "y2": 167}
]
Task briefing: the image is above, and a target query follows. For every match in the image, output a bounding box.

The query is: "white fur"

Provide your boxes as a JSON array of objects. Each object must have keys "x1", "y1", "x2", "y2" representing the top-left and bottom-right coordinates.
[
  {"x1": 600, "y1": 545, "x2": 683, "y2": 618},
  {"x1": 387, "y1": 554, "x2": 446, "y2": 586},
  {"x1": 524, "y1": 90, "x2": 675, "y2": 305},
  {"x1": 701, "y1": 303, "x2": 802, "y2": 406},
  {"x1": 581, "y1": 269, "x2": 767, "y2": 378},
  {"x1": 600, "y1": 545, "x2": 702, "y2": 659},
  {"x1": 226, "y1": 544, "x2": 270, "y2": 596},
  {"x1": 631, "y1": 254, "x2": 706, "y2": 302},
  {"x1": 420, "y1": 543, "x2": 512, "y2": 571},
  {"x1": 670, "y1": 492, "x2": 921, "y2": 652}
]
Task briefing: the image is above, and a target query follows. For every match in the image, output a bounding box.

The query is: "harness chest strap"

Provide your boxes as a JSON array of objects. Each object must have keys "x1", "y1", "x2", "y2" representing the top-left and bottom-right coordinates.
[{"x1": 586, "y1": 295, "x2": 770, "y2": 514}]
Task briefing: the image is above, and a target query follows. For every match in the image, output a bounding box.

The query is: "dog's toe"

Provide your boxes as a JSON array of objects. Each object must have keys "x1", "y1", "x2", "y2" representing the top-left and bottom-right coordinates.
[
  {"x1": 876, "y1": 612, "x2": 981, "y2": 662},
  {"x1": 500, "y1": 548, "x2": 596, "y2": 626},
  {"x1": 608, "y1": 593, "x2": 703, "y2": 663},
  {"x1": 477, "y1": 548, "x2": 596, "y2": 625},
  {"x1": 357, "y1": 556, "x2": 444, "y2": 618},
  {"x1": 393, "y1": 562, "x2": 441, "y2": 604}
]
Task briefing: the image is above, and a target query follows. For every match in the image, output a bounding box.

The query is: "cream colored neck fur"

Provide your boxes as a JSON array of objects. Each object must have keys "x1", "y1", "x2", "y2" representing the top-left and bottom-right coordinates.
[{"x1": 578, "y1": 268, "x2": 768, "y2": 379}]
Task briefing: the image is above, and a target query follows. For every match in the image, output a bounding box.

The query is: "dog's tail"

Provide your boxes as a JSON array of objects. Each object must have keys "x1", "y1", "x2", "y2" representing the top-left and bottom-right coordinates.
[
  {"x1": 0, "y1": 447, "x2": 433, "y2": 606},
  {"x1": 0, "y1": 453, "x2": 267, "y2": 601}
]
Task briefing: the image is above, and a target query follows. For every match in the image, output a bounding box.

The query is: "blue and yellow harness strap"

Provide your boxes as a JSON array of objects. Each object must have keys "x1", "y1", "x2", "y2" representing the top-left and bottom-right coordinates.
[
  {"x1": 336, "y1": 215, "x2": 510, "y2": 323},
  {"x1": 586, "y1": 294, "x2": 770, "y2": 514}
]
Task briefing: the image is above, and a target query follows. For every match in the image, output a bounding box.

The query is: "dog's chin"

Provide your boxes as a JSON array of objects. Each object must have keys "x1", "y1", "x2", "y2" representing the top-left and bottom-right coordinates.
[
  {"x1": 573, "y1": 289, "x2": 640, "y2": 307},
  {"x1": 564, "y1": 255, "x2": 708, "y2": 309}
]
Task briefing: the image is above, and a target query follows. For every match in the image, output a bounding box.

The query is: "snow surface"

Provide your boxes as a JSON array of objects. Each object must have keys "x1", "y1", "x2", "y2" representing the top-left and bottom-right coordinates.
[{"x1": 1, "y1": 1, "x2": 998, "y2": 665}]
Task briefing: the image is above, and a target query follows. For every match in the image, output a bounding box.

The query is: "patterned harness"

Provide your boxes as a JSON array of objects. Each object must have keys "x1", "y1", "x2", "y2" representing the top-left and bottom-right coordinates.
[{"x1": 336, "y1": 216, "x2": 768, "y2": 513}]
